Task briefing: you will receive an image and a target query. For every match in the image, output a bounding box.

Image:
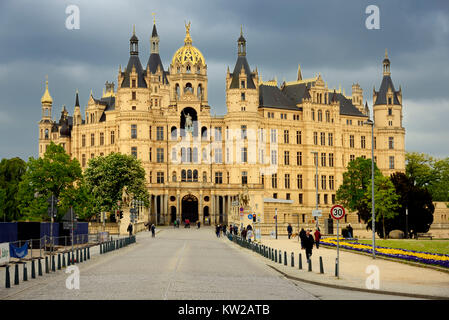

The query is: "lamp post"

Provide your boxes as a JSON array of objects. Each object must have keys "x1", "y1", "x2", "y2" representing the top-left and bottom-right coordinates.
[
  {"x1": 311, "y1": 151, "x2": 319, "y2": 230},
  {"x1": 364, "y1": 119, "x2": 376, "y2": 259},
  {"x1": 275, "y1": 208, "x2": 278, "y2": 239}
]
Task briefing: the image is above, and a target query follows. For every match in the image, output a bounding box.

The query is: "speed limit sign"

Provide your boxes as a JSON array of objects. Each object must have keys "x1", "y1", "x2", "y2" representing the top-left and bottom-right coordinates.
[{"x1": 330, "y1": 205, "x2": 345, "y2": 220}]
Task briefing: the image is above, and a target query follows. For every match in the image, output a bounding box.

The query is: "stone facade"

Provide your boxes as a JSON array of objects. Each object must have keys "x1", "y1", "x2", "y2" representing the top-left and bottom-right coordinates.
[{"x1": 38, "y1": 22, "x2": 406, "y2": 227}]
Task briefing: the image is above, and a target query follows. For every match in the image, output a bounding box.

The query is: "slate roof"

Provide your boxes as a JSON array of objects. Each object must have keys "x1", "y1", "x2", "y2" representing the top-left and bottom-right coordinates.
[
  {"x1": 147, "y1": 53, "x2": 169, "y2": 84},
  {"x1": 281, "y1": 82, "x2": 314, "y2": 104},
  {"x1": 229, "y1": 56, "x2": 256, "y2": 89},
  {"x1": 121, "y1": 55, "x2": 147, "y2": 88},
  {"x1": 333, "y1": 92, "x2": 367, "y2": 117},
  {"x1": 152, "y1": 24, "x2": 158, "y2": 37},
  {"x1": 259, "y1": 85, "x2": 298, "y2": 110},
  {"x1": 374, "y1": 75, "x2": 400, "y2": 105}
]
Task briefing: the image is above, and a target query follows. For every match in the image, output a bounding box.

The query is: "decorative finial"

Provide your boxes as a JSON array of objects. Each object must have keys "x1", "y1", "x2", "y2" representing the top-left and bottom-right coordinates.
[
  {"x1": 152, "y1": 12, "x2": 156, "y2": 24},
  {"x1": 133, "y1": 24, "x2": 136, "y2": 35},
  {"x1": 240, "y1": 25, "x2": 243, "y2": 37},
  {"x1": 76, "y1": 88, "x2": 79, "y2": 94},
  {"x1": 184, "y1": 21, "x2": 192, "y2": 45},
  {"x1": 385, "y1": 48, "x2": 388, "y2": 59}
]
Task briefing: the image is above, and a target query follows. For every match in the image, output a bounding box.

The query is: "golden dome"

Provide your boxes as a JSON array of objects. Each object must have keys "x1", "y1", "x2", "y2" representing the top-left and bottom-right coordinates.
[
  {"x1": 171, "y1": 22, "x2": 206, "y2": 67},
  {"x1": 41, "y1": 77, "x2": 53, "y2": 104}
]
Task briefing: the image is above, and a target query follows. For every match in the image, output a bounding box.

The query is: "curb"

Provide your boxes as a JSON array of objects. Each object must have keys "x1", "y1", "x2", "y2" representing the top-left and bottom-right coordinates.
[{"x1": 267, "y1": 264, "x2": 449, "y2": 300}]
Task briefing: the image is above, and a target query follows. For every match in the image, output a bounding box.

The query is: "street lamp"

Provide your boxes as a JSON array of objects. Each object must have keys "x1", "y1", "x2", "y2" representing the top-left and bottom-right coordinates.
[
  {"x1": 311, "y1": 151, "x2": 319, "y2": 230},
  {"x1": 364, "y1": 119, "x2": 376, "y2": 259}
]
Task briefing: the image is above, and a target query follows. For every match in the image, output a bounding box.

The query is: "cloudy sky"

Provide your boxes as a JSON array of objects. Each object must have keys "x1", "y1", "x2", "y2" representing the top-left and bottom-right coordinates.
[{"x1": 0, "y1": 0, "x2": 448, "y2": 160}]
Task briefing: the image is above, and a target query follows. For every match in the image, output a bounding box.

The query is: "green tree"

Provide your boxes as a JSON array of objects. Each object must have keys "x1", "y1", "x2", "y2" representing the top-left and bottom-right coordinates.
[
  {"x1": 17, "y1": 142, "x2": 84, "y2": 221},
  {"x1": 390, "y1": 172, "x2": 434, "y2": 237},
  {"x1": 336, "y1": 157, "x2": 381, "y2": 223},
  {"x1": 364, "y1": 174, "x2": 400, "y2": 238},
  {"x1": 0, "y1": 157, "x2": 26, "y2": 221},
  {"x1": 84, "y1": 153, "x2": 149, "y2": 216},
  {"x1": 405, "y1": 152, "x2": 434, "y2": 188},
  {"x1": 428, "y1": 157, "x2": 449, "y2": 202}
]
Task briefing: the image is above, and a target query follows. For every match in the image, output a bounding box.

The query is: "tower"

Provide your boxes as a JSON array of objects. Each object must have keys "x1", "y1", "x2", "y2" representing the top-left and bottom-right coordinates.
[
  {"x1": 39, "y1": 76, "x2": 53, "y2": 157},
  {"x1": 373, "y1": 49, "x2": 405, "y2": 173}
]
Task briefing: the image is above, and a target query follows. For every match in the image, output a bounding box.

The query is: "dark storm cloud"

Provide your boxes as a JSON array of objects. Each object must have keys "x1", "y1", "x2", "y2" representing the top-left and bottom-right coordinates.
[{"x1": 0, "y1": 0, "x2": 448, "y2": 159}]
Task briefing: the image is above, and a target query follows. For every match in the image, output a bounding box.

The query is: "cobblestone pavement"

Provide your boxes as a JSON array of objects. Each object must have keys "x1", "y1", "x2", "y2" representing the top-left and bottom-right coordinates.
[{"x1": 0, "y1": 228, "x2": 418, "y2": 300}]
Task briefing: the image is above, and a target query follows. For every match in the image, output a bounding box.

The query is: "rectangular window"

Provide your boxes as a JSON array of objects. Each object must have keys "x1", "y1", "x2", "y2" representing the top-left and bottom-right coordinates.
[
  {"x1": 329, "y1": 175, "x2": 334, "y2": 190},
  {"x1": 132, "y1": 79, "x2": 136, "y2": 88},
  {"x1": 271, "y1": 150, "x2": 277, "y2": 165},
  {"x1": 215, "y1": 148, "x2": 223, "y2": 164},
  {"x1": 296, "y1": 131, "x2": 302, "y2": 144},
  {"x1": 284, "y1": 151, "x2": 289, "y2": 165},
  {"x1": 156, "y1": 127, "x2": 164, "y2": 140},
  {"x1": 241, "y1": 125, "x2": 247, "y2": 140},
  {"x1": 321, "y1": 153, "x2": 326, "y2": 167},
  {"x1": 286, "y1": 193, "x2": 291, "y2": 200},
  {"x1": 297, "y1": 174, "x2": 303, "y2": 189},
  {"x1": 110, "y1": 131, "x2": 115, "y2": 145},
  {"x1": 271, "y1": 129, "x2": 277, "y2": 143},
  {"x1": 215, "y1": 127, "x2": 222, "y2": 141},
  {"x1": 313, "y1": 132, "x2": 318, "y2": 145},
  {"x1": 321, "y1": 175, "x2": 326, "y2": 190},
  {"x1": 261, "y1": 173, "x2": 264, "y2": 185},
  {"x1": 374, "y1": 137, "x2": 377, "y2": 149},
  {"x1": 157, "y1": 148, "x2": 164, "y2": 163},
  {"x1": 361, "y1": 136, "x2": 366, "y2": 149},
  {"x1": 299, "y1": 194, "x2": 303, "y2": 205},
  {"x1": 82, "y1": 135, "x2": 86, "y2": 147},
  {"x1": 272, "y1": 173, "x2": 277, "y2": 188},
  {"x1": 285, "y1": 174, "x2": 290, "y2": 189},
  {"x1": 242, "y1": 171, "x2": 248, "y2": 185},
  {"x1": 349, "y1": 135, "x2": 354, "y2": 148},
  {"x1": 259, "y1": 149, "x2": 264, "y2": 164},
  {"x1": 149, "y1": 148, "x2": 152, "y2": 162},
  {"x1": 157, "y1": 172, "x2": 164, "y2": 184},
  {"x1": 172, "y1": 148, "x2": 177, "y2": 161},
  {"x1": 284, "y1": 130, "x2": 289, "y2": 144},
  {"x1": 389, "y1": 137, "x2": 394, "y2": 149},
  {"x1": 241, "y1": 92, "x2": 245, "y2": 101},
  {"x1": 332, "y1": 194, "x2": 336, "y2": 204},
  {"x1": 320, "y1": 132, "x2": 325, "y2": 145},
  {"x1": 328, "y1": 133, "x2": 333, "y2": 146},
  {"x1": 132, "y1": 91, "x2": 136, "y2": 100},
  {"x1": 329, "y1": 153, "x2": 334, "y2": 167},
  {"x1": 324, "y1": 194, "x2": 328, "y2": 205},
  {"x1": 149, "y1": 126, "x2": 152, "y2": 140},
  {"x1": 389, "y1": 156, "x2": 395, "y2": 169},
  {"x1": 350, "y1": 154, "x2": 355, "y2": 162},
  {"x1": 241, "y1": 147, "x2": 247, "y2": 163},
  {"x1": 90, "y1": 133, "x2": 95, "y2": 146},
  {"x1": 82, "y1": 154, "x2": 86, "y2": 167},
  {"x1": 100, "y1": 132, "x2": 104, "y2": 146},
  {"x1": 296, "y1": 152, "x2": 302, "y2": 166},
  {"x1": 131, "y1": 147, "x2": 137, "y2": 158},
  {"x1": 131, "y1": 124, "x2": 137, "y2": 139},
  {"x1": 90, "y1": 153, "x2": 94, "y2": 160},
  {"x1": 215, "y1": 172, "x2": 223, "y2": 184}
]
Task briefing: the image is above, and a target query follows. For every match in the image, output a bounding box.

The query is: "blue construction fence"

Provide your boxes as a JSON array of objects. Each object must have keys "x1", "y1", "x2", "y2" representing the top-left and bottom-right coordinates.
[{"x1": 0, "y1": 222, "x2": 88, "y2": 245}]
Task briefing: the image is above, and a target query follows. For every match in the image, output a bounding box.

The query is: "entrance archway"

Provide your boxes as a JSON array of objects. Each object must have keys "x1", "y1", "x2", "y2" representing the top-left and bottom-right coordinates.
[
  {"x1": 203, "y1": 206, "x2": 210, "y2": 225},
  {"x1": 170, "y1": 206, "x2": 177, "y2": 223},
  {"x1": 182, "y1": 194, "x2": 198, "y2": 223}
]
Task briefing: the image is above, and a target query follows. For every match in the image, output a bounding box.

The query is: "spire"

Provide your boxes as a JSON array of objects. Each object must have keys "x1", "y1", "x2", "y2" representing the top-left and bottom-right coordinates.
[
  {"x1": 297, "y1": 64, "x2": 302, "y2": 81},
  {"x1": 184, "y1": 21, "x2": 192, "y2": 45},
  {"x1": 130, "y1": 25, "x2": 139, "y2": 55},
  {"x1": 150, "y1": 16, "x2": 160, "y2": 54},
  {"x1": 41, "y1": 75, "x2": 53, "y2": 104},
  {"x1": 383, "y1": 48, "x2": 390, "y2": 76},
  {"x1": 75, "y1": 89, "x2": 80, "y2": 107},
  {"x1": 238, "y1": 25, "x2": 246, "y2": 56}
]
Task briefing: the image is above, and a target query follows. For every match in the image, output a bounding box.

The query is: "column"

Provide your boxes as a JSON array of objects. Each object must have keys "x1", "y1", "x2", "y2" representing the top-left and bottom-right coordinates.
[
  {"x1": 177, "y1": 192, "x2": 181, "y2": 221},
  {"x1": 199, "y1": 190, "x2": 203, "y2": 223},
  {"x1": 211, "y1": 194, "x2": 215, "y2": 224},
  {"x1": 164, "y1": 193, "x2": 169, "y2": 225},
  {"x1": 227, "y1": 195, "x2": 231, "y2": 224}
]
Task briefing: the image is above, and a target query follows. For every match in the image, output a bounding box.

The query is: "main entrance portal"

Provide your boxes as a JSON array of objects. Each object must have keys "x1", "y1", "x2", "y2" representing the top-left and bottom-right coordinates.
[{"x1": 182, "y1": 194, "x2": 198, "y2": 223}]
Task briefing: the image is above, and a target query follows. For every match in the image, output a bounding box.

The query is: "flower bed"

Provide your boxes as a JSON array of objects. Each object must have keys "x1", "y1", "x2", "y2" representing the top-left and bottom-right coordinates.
[{"x1": 320, "y1": 238, "x2": 449, "y2": 268}]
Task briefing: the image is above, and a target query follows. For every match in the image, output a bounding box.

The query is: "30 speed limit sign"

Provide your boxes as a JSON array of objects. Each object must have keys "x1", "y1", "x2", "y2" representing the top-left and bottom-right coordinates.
[{"x1": 330, "y1": 205, "x2": 345, "y2": 220}]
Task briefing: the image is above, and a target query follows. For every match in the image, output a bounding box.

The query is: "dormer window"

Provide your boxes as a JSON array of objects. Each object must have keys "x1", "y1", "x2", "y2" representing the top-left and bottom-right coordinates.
[
  {"x1": 241, "y1": 92, "x2": 245, "y2": 101},
  {"x1": 241, "y1": 80, "x2": 245, "y2": 89},
  {"x1": 388, "y1": 108, "x2": 392, "y2": 115},
  {"x1": 388, "y1": 97, "x2": 392, "y2": 105},
  {"x1": 186, "y1": 65, "x2": 191, "y2": 73},
  {"x1": 132, "y1": 79, "x2": 136, "y2": 88},
  {"x1": 132, "y1": 91, "x2": 136, "y2": 100}
]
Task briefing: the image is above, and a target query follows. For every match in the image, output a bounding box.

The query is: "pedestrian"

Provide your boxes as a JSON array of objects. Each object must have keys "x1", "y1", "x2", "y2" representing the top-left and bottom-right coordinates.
[
  {"x1": 241, "y1": 227, "x2": 247, "y2": 240},
  {"x1": 247, "y1": 228, "x2": 253, "y2": 243},
  {"x1": 127, "y1": 223, "x2": 133, "y2": 237},
  {"x1": 287, "y1": 223, "x2": 293, "y2": 239},
  {"x1": 151, "y1": 224, "x2": 156, "y2": 238},
  {"x1": 347, "y1": 224, "x2": 353, "y2": 238},
  {"x1": 314, "y1": 228, "x2": 321, "y2": 249},
  {"x1": 197, "y1": 221, "x2": 201, "y2": 229},
  {"x1": 174, "y1": 220, "x2": 177, "y2": 228},
  {"x1": 222, "y1": 224, "x2": 227, "y2": 236},
  {"x1": 304, "y1": 229, "x2": 315, "y2": 261},
  {"x1": 147, "y1": 222, "x2": 151, "y2": 232},
  {"x1": 215, "y1": 224, "x2": 220, "y2": 238},
  {"x1": 299, "y1": 228, "x2": 306, "y2": 249}
]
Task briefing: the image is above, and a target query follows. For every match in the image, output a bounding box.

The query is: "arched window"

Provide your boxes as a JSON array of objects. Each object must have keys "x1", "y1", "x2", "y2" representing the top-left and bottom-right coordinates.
[
  {"x1": 197, "y1": 84, "x2": 203, "y2": 99},
  {"x1": 181, "y1": 169, "x2": 186, "y2": 182},
  {"x1": 203, "y1": 171, "x2": 207, "y2": 182},
  {"x1": 187, "y1": 169, "x2": 193, "y2": 182},
  {"x1": 325, "y1": 111, "x2": 330, "y2": 122},
  {"x1": 172, "y1": 171, "x2": 177, "y2": 182},
  {"x1": 171, "y1": 126, "x2": 177, "y2": 140},
  {"x1": 193, "y1": 147, "x2": 198, "y2": 163},
  {"x1": 202, "y1": 148, "x2": 208, "y2": 162},
  {"x1": 172, "y1": 148, "x2": 177, "y2": 162},
  {"x1": 175, "y1": 84, "x2": 180, "y2": 99},
  {"x1": 193, "y1": 170, "x2": 198, "y2": 182},
  {"x1": 184, "y1": 82, "x2": 193, "y2": 94},
  {"x1": 187, "y1": 147, "x2": 192, "y2": 162},
  {"x1": 201, "y1": 126, "x2": 208, "y2": 140},
  {"x1": 44, "y1": 129, "x2": 49, "y2": 139},
  {"x1": 311, "y1": 109, "x2": 315, "y2": 121},
  {"x1": 318, "y1": 110, "x2": 322, "y2": 122},
  {"x1": 186, "y1": 65, "x2": 191, "y2": 73}
]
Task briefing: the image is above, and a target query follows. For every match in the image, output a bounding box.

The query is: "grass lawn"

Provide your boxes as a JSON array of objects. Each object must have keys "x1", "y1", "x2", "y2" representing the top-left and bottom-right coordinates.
[{"x1": 356, "y1": 239, "x2": 449, "y2": 255}]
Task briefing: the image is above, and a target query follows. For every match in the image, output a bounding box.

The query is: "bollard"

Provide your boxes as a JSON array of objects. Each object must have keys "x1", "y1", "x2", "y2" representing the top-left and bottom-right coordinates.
[
  {"x1": 84, "y1": 248, "x2": 86, "y2": 261},
  {"x1": 76, "y1": 249, "x2": 79, "y2": 263},
  {"x1": 88, "y1": 247, "x2": 90, "y2": 260},
  {"x1": 275, "y1": 249, "x2": 278, "y2": 263},
  {"x1": 68, "y1": 252, "x2": 71, "y2": 266},
  {"x1": 279, "y1": 250, "x2": 282, "y2": 264},
  {"x1": 58, "y1": 253, "x2": 61, "y2": 270},
  {"x1": 14, "y1": 264, "x2": 19, "y2": 285},
  {"x1": 320, "y1": 256, "x2": 324, "y2": 274},
  {"x1": 5, "y1": 265, "x2": 11, "y2": 288},
  {"x1": 62, "y1": 253, "x2": 66, "y2": 268},
  {"x1": 291, "y1": 252, "x2": 294, "y2": 267},
  {"x1": 45, "y1": 256, "x2": 49, "y2": 273},
  {"x1": 272, "y1": 248, "x2": 274, "y2": 261},
  {"x1": 335, "y1": 258, "x2": 339, "y2": 278},
  {"x1": 299, "y1": 253, "x2": 302, "y2": 270},
  {"x1": 52, "y1": 255, "x2": 55, "y2": 272},
  {"x1": 308, "y1": 258, "x2": 312, "y2": 272},
  {"x1": 116, "y1": 240, "x2": 119, "y2": 250},
  {"x1": 284, "y1": 251, "x2": 287, "y2": 266},
  {"x1": 31, "y1": 260, "x2": 36, "y2": 278},
  {"x1": 80, "y1": 249, "x2": 83, "y2": 263},
  {"x1": 38, "y1": 258, "x2": 42, "y2": 276},
  {"x1": 23, "y1": 263, "x2": 28, "y2": 281},
  {"x1": 100, "y1": 243, "x2": 103, "y2": 254}
]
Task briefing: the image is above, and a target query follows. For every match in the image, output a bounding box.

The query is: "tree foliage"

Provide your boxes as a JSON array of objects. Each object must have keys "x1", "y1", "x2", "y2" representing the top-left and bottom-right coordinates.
[
  {"x1": 336, "y1": 157, "x2": 381, "y2": 223},
  {"x1": 0, "y1": 157, "x2": 26, "y2": 221},
  {"x1": 17, "y1": 142, "x2": 87, "y2": 221},
  {"x1": 84, "y1": 153, "x2": 149, "y2": 215},
  {"x1": 364, "y1": 174, "x2": 400, "y2": 238}
]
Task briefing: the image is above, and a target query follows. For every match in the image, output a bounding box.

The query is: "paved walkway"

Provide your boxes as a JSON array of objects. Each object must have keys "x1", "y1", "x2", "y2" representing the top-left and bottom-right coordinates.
[{"x1": 250, "y1": 234, "x2": 449, "y2": 298}]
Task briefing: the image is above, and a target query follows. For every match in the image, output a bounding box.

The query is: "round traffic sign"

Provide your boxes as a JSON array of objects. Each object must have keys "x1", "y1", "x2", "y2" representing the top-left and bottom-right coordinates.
[
  {"x1": 330, "y1": 205, "x2": 345, "y2": 220},
  {"x1": 240, "y1": 207, "x2": 243, "y2": 212},
  {"x1": 248, "y1": 214, "x2": 253, "y2": 220}
]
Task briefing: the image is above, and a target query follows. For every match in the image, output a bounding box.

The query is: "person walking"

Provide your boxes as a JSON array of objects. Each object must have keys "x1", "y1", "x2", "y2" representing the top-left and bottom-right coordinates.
[
  {"x1": 127, "y1": 223, "x2": 133, "y2": 237},
  {"x1": 215, "y1": 224, "x2": 220, "y2": 238},
  {"x1": 347, "y1": 224, "x2": 353, "y2": 238},
  {"x1": 247, "y1": 228, "x2": 253, "y2": 243},
  {"x1": 304, "y1": 229, "x2": 315, "y2": 261},
  {"x1": 151, "y1": 224, "x2": 156, "y2": 238},
  {"x1": 287, "y1": 224, "x2": 293, "y2": 239},
  {"x1": 299, "y1": 228, "x2": 306, "y2": 249},
  {"x1": 197, "y1": 221, "x2": 201, "y2": 229},
  {"x1": 314, "y1": 228, "x2": 321, "y2": 249},
  {"x1": 222, "y1": 224, "x2": 227, "y2": 236},
  {"x1": 173, "y1": 220, "x2": 177, "y2": 228},
  {"x1": 241, "y1": 227, "x2": 247, "y2": 240}
]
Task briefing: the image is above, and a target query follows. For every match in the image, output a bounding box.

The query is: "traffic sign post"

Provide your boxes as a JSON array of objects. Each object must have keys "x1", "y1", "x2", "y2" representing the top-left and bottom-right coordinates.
[{"x1": 330, "y1": 205, "x2": 345, "y2": 279}]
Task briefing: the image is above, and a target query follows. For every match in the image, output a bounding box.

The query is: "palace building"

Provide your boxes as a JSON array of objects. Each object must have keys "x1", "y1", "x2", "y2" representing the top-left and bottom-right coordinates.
[{"x1": 38, "y1": 21, "x2": 405, "y2": 228}]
